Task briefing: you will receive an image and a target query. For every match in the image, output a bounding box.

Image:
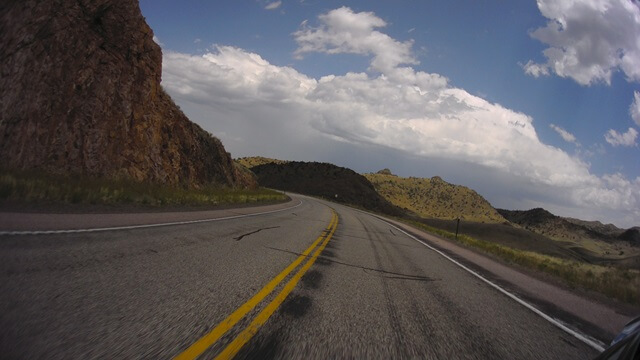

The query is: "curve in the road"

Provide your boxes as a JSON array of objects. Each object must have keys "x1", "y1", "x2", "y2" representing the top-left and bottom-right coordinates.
[{"x1": 175, "y1": 209, "x2": 338, "y2": 360}]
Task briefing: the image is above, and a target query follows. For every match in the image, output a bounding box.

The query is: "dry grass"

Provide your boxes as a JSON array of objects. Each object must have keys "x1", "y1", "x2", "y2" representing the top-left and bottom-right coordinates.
[
  {"x1": 407, "y1": 220, "x2": 640, "y2": 306},
  {"x1": 235, "y1": 156, "x2": 289, "y2": 169},
  {"x1": 0, "y1": 170, "x2": 287, "y2": 207},
  {"x1": 365, "y1": 173, "x2": 506, "y2": 223}
]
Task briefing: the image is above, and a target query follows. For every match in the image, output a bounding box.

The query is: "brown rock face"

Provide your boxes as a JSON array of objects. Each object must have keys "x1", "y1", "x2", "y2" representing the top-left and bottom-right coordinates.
[{"x1": 0, "y1": 0, "x2": 256, "y2": 188}]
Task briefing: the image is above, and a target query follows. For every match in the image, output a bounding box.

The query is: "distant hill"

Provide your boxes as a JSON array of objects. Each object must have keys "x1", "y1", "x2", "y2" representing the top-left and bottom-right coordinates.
[
  {"x1": 364, "y1": 170, "x2": 506, "y2": 223},
  {"x1": 250, "y1": 162, "x2": 404, "y2": 216},
  {"x1": 0, "y1": 0, "x2": 254, "y2": 188},
  {"x1": 236, "y1": 156, "x2": 289, "y2": 169},
  {"x1": 497, "y1": 208, "x2": 622, "y2": 242},
  {"x1": 497, "y1": 207, "x2": 640, "y2": 265},
  {"x1": 563, "y1": 217, "x2": 625, "y2": 238},
  {"x1": 619, "y1": 228, "x2": 640, "y2": 245}
]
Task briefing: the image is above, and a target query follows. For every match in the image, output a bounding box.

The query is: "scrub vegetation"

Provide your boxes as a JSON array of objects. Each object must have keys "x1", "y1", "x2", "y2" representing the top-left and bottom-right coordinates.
[
  {"x1": 0, "y1": 170, "x2": 287, "y2": 208},
  {"x1": 407, "y1": 220, "x2": 640, "y2": 306},
  {"x1": 364, "y1": 170, "x2": 506, "y2": 223},
  {"x1": 236, "y1": 156, "x2": 289, "y2": 168}
]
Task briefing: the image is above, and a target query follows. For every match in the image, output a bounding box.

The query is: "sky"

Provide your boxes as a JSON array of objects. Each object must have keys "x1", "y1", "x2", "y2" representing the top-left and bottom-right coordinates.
[{"x1": 139, "y1": 0, "x2": 640, "y2": 228}]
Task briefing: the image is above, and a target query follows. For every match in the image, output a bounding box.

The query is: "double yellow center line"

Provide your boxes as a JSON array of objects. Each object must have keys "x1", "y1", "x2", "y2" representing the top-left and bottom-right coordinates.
[{"x1": 175, "y1": 210, "x2": 339, "y2": 360}]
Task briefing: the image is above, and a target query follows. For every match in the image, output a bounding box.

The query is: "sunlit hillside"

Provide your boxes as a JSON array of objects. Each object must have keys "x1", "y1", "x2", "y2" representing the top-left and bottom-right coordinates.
[
  {"x1": 364, "y1": 170, "x2": 506, "y2": 223},
  {"x1": 236, "y1": 156, "x2": 289, "y2": 169}
]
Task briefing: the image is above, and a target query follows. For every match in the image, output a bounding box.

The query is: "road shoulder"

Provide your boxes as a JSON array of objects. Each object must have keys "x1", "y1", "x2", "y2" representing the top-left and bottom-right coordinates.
[
  {"x1": 381, "y1": 216, "x2": 637, "y2": 344},
  {"x1": 0, "y1": 197, "x2": 299, "y2": 232}
]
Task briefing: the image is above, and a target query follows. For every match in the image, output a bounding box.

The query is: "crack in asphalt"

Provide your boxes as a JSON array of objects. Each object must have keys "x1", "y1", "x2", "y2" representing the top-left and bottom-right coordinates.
[
  {"x1": 234, "y1": 226, "x2": 280, "y2": 241},
  {"x1": 263, "y1": 245, "x2": 438, "y2": 282}
]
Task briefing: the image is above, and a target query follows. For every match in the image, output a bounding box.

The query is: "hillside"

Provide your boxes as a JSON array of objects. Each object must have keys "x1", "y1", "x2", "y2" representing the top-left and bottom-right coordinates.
[
  {"x1": 497, "y1": 208, "x2": 623, "y2": 243},
  {"x1": 364, "y1": 170, "x2": 505, "y2": 223},
  {"x1": 236, "y1": 157, "x2": 289, "y2": 169},
  {"x1": 251, "y1": 162, "x2": 404, "y2": 216},
  {"x1": 619, "y1": 228, "x2": 640, "y2": 245},
  {"x1": 563, "y1": 217, "x2": 625, "y2": 238},
  {"x1": 0, "y1": 0, "x2": 254, "y2": 188},
  {"x1": 498, "y1": 208, "x2": 640, "y2": 267}
]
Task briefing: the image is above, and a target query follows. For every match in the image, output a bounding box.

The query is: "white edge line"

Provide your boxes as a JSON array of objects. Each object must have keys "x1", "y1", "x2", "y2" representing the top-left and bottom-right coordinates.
[
  {"x1": 0, "y1": 199, "x2": 303, "y2": 236},
  {"x1": 387, "y1": 219, "x2": 606, "y2": 352},
  {"x1": 349, "y1": 207, "x2": 607, "y2": 353}
]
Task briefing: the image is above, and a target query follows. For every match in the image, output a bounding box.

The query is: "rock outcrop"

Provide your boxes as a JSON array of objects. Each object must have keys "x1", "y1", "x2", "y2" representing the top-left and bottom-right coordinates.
[{"x1": 0, "y1": 0, "x2": 255, "y2": 188}]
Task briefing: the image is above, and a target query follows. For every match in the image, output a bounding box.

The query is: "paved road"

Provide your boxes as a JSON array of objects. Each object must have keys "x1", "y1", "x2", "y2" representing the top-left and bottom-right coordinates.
[{"x1": 0, "y1": 195, "x2": 599, "y2": 359}]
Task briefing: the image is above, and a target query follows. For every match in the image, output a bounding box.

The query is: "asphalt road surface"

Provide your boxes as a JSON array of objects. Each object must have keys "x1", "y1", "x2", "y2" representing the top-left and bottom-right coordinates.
[{"x1": 0, "y1": 195, "x2": 599, "y2": 359}]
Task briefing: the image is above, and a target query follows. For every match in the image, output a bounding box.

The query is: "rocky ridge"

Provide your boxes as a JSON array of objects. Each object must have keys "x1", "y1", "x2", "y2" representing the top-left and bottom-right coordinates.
[
  {"x1": 0, "y1": 0, "x2": 254, "y2": 188},
  {"x1": 496, "y1": 208, "x2": 640, "y2": 246}
]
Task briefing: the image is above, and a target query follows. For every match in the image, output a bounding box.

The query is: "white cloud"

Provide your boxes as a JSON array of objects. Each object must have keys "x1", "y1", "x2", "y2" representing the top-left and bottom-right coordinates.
[
  {"x1": 578, "y1": 173, "x2": 640, "y2": 211},
  {"x1": 577, "y1": 143, "x2": 606, "y2": 158},
  {"x1": 521, "y1": 60, "x2": 550, "y2": 78},
  {"x1": 194, "y1": 38, "x2": 201, "y2": 44},
  {"x1": 631, "y1": 91, "x2": 640, "y2": 126},
  {"x1": 160, "y1": 8, "x2": 640, "y2": 227},
  {"x1": 549, "y1": 124, "x2": 578, "y2": 144},
  {"x1": 265, "y1": 1, "x2": 282, "y2": 10},
  {"x1": 526, "y1": 0, "x2": 640, "y2": 85},
  {"x1": 152, "y1": 35, "x2": 163, "y2": 47},
  {"x1": 605, "y1": 127, "x2": 639, "y2": 146},
  {"x1": 293, "y1": 7, "x2": 418, "y2": 75}
]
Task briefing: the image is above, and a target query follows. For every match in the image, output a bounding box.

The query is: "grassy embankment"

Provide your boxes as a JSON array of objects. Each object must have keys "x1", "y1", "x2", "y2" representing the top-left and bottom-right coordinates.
[
  {"x1": 405, "y1": 220, "x2": 640, "y2": 306},
  {"x1": 0, "y1": 171, "x2": 287, "y2": 207},
  {"x1": 364, "y1": 172, "x2": 506, "y2": 223}
]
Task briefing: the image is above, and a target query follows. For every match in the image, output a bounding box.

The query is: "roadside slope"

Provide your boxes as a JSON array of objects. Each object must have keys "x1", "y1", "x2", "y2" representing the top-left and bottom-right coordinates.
[
  {"x1": 251, "y1": 162, "x2": 405, "y2": 217},
  {"x1": 365, "y1": 170, "x2": 505, "y2": 223}
]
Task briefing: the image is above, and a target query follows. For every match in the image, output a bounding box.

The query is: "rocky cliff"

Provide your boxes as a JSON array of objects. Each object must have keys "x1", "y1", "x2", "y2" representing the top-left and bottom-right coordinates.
[{"x1": 0, "y1": 0, "x2": 255, "y2": 188}]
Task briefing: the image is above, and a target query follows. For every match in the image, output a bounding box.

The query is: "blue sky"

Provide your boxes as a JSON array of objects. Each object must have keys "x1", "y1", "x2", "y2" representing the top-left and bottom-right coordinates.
[{"x1": 140, "y1": 0, "x2": 640, "y2": 227}]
